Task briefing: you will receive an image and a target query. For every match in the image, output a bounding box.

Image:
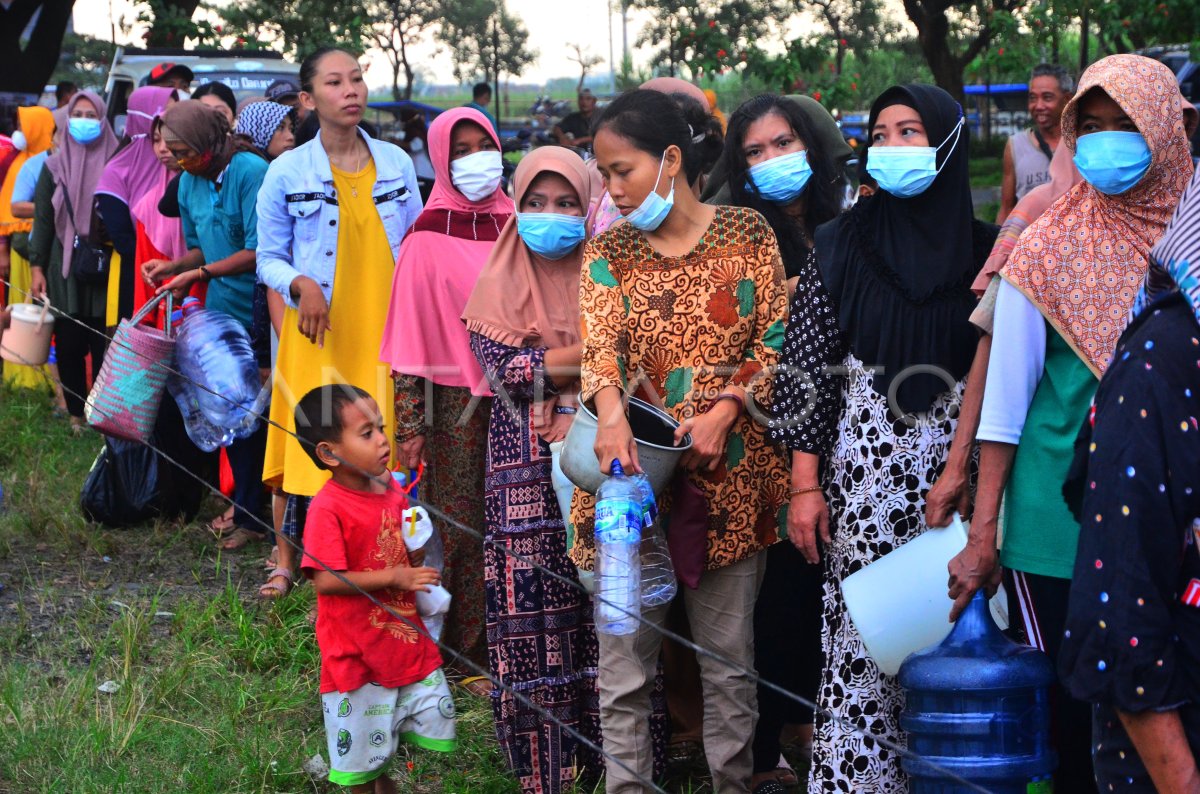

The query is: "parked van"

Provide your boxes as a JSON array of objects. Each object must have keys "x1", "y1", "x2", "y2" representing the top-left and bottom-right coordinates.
[{"x1": 103, "y1": 46, "x2": 300, "y2": 136}]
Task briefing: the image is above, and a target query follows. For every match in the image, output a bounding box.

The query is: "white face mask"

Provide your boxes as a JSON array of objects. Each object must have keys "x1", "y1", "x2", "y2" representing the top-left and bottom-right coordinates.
[
  {"x1": 450, "y1": 150, "x2": 503, "y2": 202},
  {"x1": 11, "y1": 130, "x2": 26, "y2": 151}
]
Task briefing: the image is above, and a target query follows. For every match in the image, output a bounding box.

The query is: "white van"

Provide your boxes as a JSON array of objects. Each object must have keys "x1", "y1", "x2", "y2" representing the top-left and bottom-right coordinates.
[{"x1": 104, "y1": 47, "x2": 300, "y2": 136}]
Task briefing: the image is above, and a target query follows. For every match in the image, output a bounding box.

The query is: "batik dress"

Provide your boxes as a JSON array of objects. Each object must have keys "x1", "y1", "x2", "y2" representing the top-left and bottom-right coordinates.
[{"x1": 469, "y1": 332, "x2": 602, "y2": 793}]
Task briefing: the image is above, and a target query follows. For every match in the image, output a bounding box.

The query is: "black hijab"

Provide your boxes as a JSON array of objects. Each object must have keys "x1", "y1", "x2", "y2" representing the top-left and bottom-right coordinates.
[{"x1": 815, "y1": 84, "x2": 997, "y2": 415}]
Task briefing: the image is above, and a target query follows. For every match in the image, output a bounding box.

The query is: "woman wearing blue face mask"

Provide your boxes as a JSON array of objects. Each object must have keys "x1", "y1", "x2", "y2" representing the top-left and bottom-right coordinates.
[
  {"x1": 778, "y1": 84, "x2": 999, "y2": 791},
  {"x1": 461, "y1": 146, "x2": 601, "y2": 794},
  {"x1": 28, "y1": 92, "x2": 119, "y2": 434},
  {"x1": 720, "y1": 93, "x2": 851, "y2": 793},
  {"x1": 578, "y1": 88, "x2": 789, "y2": 792}
]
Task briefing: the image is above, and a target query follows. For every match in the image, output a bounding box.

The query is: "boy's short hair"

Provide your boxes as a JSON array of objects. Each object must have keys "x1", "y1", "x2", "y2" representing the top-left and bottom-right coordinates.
[
  {"x1": 294, "y1": 384, "x2": 374, "y2": 470},
  {"x1": 473, "y1": 82, "x2": 491, "y2": 100}
]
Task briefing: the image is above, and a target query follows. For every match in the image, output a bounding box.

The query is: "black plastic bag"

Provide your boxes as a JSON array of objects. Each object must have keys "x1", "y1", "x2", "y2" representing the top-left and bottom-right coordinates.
[{"x1": 80, "y1": 396, "x2": 213, "y2": 527}]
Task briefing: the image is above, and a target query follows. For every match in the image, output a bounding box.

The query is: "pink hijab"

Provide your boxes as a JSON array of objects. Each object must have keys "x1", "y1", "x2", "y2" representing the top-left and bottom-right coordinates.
[
  {"x1": 95, "y1": 86, "x2": 176, "y2": 206},
  {"x1": 380, "y1": 107, "x2": 515, "y2": 395},
  {"x1": 129, "y1": 118, "x2": 186, "y2": 260}
]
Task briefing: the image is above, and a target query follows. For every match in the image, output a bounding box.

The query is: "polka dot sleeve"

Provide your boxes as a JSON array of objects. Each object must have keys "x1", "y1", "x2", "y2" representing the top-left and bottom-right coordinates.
[
  {"x1": 1060, "y1": 307, "x2": 1200, "y2": 713},
  {"x1": 768, "y1": 248, "x2": 848, "y2": 454}
]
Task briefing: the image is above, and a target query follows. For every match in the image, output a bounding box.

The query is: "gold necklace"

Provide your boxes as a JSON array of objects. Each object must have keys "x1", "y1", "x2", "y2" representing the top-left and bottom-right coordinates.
[{"x1": 341, "y1": 145, "x2": 364, "y2": 197}]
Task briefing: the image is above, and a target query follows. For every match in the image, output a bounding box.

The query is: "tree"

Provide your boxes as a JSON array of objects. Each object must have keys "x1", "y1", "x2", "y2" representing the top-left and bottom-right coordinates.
[
  {"x1": 800, "y1": 0, "x2": 897, "y2": 75},
  {"x1": 217, "y1": 0, "x2": 371, "y2": 60},
  {"x1": 567, "y1": 43, "x2": 604, "y2": 91},
  {"x1": 0, "y1": 0, "x2": 76, "y2": 94},
  {"x1": 365, "y1": 0, "x2": 438, "y2": 100},
  {"x1": 136, "y1": 0, "x2": 208, "y2": 47},
  {"x1": 52, "y1": 33, "x2": 116, "y2": 90},
  {"x1": 900, "y1": 0, "x2": 1026, "y2": 102},
  {"x1": 437, "y1": 0, "x2": 537, "y2": 85},
  {"x1": 629, "y1": 0, "x2": 773, "y2": 80}
]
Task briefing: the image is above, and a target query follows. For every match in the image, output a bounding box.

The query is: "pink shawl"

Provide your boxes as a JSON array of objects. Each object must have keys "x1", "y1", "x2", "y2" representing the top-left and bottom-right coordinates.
[
  {"x1": 380, "y1": 107, "x2": 515, "y2": 395},
  {"x1": 130, "y1": 167, "x2": 186, "y2": 260},
  {"x1": 95, "y1": 86, "x2": 175, "y2": 206}
]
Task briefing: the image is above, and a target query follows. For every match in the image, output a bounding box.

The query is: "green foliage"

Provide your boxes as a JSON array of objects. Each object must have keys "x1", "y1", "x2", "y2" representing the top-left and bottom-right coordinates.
[
  {"x1": 136, "y1": 0, "x2": 216, "y2": 48},
  {"x1": 215, "y1": 0, "x2": 373, "y2": 60},
  {"x1": 52, "y1": 33, "x2": 115, "y2": 90},
  {"x1": 437, "y1": 0, "x2": 537, "y2": 84},
  {"x1": 629, "y1": 0, "x2": 772, "y2": 81}
]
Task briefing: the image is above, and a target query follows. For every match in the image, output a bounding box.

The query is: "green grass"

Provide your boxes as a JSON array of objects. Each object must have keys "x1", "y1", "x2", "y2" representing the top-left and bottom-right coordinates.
[
  {"x1": 969, "y1": 156, "x2": 1003, "y2": 190},
  {"x1": 0, "y1": 385, "x2": 733, "y2": 792}
]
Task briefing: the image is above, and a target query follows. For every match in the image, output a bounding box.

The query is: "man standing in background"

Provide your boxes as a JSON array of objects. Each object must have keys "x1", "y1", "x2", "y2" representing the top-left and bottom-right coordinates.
[{"x1": 997, "y1": 63, "x2": 1073, "y2": 223}]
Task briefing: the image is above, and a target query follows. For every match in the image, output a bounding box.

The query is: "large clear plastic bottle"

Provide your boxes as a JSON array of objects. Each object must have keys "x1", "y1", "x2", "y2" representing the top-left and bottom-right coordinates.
[
  {"x1": 633, "y1": 475, "x2": 677, "y2": 607},
  {"x1": 174, "y1": 299, "x2": 262, "y2": 433},
  {"x1": 166, "y1": 304, "x2": 234, "y2": 451},
  {"x1": 593, "y1": 459, "x2": 643, "y2": 635}
]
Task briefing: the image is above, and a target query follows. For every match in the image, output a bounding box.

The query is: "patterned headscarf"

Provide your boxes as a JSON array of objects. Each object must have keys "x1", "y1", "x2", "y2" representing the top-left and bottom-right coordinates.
[
  {"x1": 1002, "y1": 54, "x2": 1194, "y2": 376},
  {"x1": 234, "y1": 101, "x2": 292, "y2": 157}
]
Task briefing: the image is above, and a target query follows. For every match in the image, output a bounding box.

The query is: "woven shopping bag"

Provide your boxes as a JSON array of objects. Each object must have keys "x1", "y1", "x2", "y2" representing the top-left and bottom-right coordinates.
[{"x1": 85, "y1": 292, "x2": 175, "y2": 443}]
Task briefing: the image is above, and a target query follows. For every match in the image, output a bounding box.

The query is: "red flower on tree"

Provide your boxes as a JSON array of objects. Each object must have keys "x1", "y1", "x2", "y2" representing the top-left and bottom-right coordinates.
[
  {"x1": 717, "y1": 48, "x2": 727, "y2": 58},
  {"x1": 708, "y1": 19, "x2": 716, "y2": 27}
]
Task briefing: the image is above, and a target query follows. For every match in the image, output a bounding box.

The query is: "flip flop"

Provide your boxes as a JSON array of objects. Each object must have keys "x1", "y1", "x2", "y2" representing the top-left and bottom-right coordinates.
[
  {"x1": 460, "y1": 676, "x2": 494, "y2": 697},
  {"x1": 208, "y1": 510, "x2": 237, "y2": 538},
  {"x1": 259, "y1": 567, "x2": 293, "y2": 600}
]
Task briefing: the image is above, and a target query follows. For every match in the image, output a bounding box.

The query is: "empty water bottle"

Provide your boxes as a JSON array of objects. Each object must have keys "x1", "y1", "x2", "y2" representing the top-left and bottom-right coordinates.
[
  {"x1": 593, "y1": 459, "x2": 643, "y2": 635},
  {"x1": 633, "y1": 475, "x2": 677, "y2": 607},
  {"x1": 175, "y1": 303, "x2": 262, "y2": 433},
  {"x1": 167, "y1": 307, "x2": 234, "y2": 451}
]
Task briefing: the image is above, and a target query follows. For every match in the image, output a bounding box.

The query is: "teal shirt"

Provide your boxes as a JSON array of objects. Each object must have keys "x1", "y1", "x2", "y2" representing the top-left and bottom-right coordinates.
[
  {"x1": 179, "y1": 151, "x2": 268, "y2": 329},
  {"x1": 1001, "y1": 326, "x2": 1098, "y2": 579},
  {"x1": 464, "y1": 101, "x2": 500, "y2": 135}
]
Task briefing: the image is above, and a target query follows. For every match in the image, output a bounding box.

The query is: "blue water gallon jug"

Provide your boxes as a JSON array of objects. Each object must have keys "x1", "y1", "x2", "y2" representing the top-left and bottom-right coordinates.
[{"x1": 898, "y1": 591, "x2": 1056, "y2": 793}]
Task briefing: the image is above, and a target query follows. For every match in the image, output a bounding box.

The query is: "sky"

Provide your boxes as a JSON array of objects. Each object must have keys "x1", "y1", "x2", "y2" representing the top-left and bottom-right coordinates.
[{"x1": 71, "y1": 0, "x2": 671, "y2": 90}]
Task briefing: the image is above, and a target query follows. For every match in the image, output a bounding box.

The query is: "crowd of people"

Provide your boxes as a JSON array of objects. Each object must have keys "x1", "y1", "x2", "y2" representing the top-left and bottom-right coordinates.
[{"x1": 1, "y1": 45, "x2": 1199, "y2": 794}]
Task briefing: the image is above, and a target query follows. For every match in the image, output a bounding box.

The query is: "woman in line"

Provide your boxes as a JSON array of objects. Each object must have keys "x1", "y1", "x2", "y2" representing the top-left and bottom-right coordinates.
[
  {"x1": 234, "y1": 101, "x2": 296, "y2": 161},
  {"x1": 780, "y1": 84, "x2": 998, "y2": 791},
  {"x1": 28, "y1": 92, "x2": 119, "y2": 435},
  {"x1": 461, "y1": 146, "x2": 601, "y2": 793},
  {"x1": 142, "y1": 101, "x2": 270, "y2": 550},
  {"x1": 256, "y1": 47, "x2": 423, "y2": 598},
  {"x1": 381, "y1": 107, "x2": 513, "y2": 680},
  {"x1": 1059, "y1": 166, "x2": 1200, "y2": 794},
  {"x1": 192, "y1": 82, "x2": 237, "y2": 126},
  {"x1": 968, "y1": 54, "x2": 1192, "y2": 791},
  {"x1": 95, "y1": 86, "x2": 177, "y2": 321},
  {"x1": 0, "y1": 104, "x2": 55, "y2": 390},
  {"x1": 577, "y1": 89, "x2": 788, "y2": 793},
  {"x1": 721, "y1": 94, "x2": 847, "y2": 794}
]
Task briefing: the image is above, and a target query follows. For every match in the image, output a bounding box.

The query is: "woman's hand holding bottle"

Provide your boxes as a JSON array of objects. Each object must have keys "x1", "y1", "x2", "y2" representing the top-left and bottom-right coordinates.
[{"x1": 593, "y1": 386, "x2": 640, "y2": 474}]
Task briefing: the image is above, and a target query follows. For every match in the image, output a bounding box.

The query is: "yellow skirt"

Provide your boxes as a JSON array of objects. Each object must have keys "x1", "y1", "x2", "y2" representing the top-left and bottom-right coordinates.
[{"x1": 2, "y1": 249, "x2": 52, "y2": 392}]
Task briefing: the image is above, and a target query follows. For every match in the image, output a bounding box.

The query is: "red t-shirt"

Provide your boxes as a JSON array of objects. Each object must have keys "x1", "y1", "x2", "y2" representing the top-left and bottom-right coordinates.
[{"x1": 301, "y1": 480, "x2": 443, "y2": 694}]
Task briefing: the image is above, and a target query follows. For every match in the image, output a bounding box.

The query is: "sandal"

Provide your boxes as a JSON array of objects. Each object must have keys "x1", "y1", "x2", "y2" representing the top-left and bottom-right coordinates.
[
  {"x1": 259, "y1": 567, "x2": 294, "y2": 600},
  {"x1": 460, "y1": 676, "x2": 494, "y2": 697},
  {"x1": 217, "y1": 527, "x2": 264, "y2": 551},
  {"x1": 208, "y1": 509, "x2": 237, "y2": 538},
  {"x1": 68, "y1": 417, "x2": 86, "y2": 436},
  {"x1": 775, "y1": 754, "x2": 798, "y2": 787},
  {"x1": 264, "y1": 545, "x2": 279, "y2": 570}
]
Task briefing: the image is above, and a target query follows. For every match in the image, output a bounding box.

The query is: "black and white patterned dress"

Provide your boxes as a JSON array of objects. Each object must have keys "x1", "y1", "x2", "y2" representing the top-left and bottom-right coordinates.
[{"x1": 808, "y1": 355, "x2": 963, "y2": 792}]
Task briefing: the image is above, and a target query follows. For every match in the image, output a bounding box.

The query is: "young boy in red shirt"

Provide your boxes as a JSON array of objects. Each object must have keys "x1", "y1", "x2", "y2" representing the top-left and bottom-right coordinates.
[{"x1": 296, "y1": 384, "x2": 455, "y2": 793}]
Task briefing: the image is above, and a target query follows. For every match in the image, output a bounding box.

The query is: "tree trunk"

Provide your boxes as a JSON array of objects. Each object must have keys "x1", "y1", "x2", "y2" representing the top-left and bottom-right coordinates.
[
  {"x1": 0, "y1": 0, "x2": 76, "y2": 94},
  {"x1": 391, "y1": 58, "x2": 402, "y2": 102},
  {"x1": 400, "y1": 35, "x2": 415, "y2": 100},
  {"x1": 904, "y1": 0, "x2": 966, "y2": 103}
]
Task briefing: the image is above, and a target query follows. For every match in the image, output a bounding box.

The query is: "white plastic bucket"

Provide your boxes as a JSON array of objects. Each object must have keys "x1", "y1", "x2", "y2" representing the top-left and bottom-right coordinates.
[
  {"x1": 1, "y1": 300, "x2": 53, "y2": 366},
  {"x1": 841, "y1": 514, "x2": 1008, "y2": 676}
]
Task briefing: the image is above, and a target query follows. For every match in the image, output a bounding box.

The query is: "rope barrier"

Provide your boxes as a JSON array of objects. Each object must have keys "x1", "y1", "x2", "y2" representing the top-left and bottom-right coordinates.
[{"x1": 0, "y1": 276, "x2": 997, "y2": 793}]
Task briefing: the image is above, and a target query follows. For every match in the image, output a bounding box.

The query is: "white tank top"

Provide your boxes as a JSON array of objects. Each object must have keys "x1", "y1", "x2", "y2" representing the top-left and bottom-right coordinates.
[{"x1": 1012, "y1": 130, "x2": 1052, "y2": 200}]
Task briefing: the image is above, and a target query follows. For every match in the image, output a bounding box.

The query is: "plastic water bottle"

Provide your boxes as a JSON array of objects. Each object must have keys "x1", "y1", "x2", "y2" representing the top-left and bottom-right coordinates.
[
  {"x1": 167, "y1": 307, "x2": 235, "y2": 451},
  {"x1": 633, "y1": 475, "x2": 677, "y2": 607},
  {"x1": 175, "y1": 303, "x2": 262, "y2": 432},
  {"x1": 593, "y1": 459, "x2": 643, "y2": 635}
]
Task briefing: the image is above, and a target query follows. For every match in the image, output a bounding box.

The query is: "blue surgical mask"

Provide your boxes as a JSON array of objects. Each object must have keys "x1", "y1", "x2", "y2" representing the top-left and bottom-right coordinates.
[
  {"x1": 1073, "y1": 131, "x2": 1151, "y2": 196},
  {"x1": 68, "y1": 117, "x2": 103, "y2": 145},
  {"x1": 517, "y1": 212, "x2": 587, "y2": 260},
  {"x1": 745, "y1": 150, "x2": 812, "y2": 204},
  {"x1": 626, "y1": 153, "x2": 675, "y2": 232},
  {"x1": 866, "y1": 116, "x2": 964, "y2": 198}
]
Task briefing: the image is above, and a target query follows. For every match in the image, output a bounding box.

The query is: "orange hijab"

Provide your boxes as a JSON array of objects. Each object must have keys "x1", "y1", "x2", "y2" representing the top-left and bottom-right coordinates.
[
  {"x1": 462, "y1": 146, "x2": 592, "y2": 350},
  {"x1": 0, "y1": 106, "x2": 55, "y2": 234},
  {"x1": 1002, "y1": 54, "x2": 1194, "y2": 376}
]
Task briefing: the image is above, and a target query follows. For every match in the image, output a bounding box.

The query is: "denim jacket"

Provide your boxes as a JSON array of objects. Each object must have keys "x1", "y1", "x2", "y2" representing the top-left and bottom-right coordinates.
[{"x1": 256, "y1": 128, "x2": 423, "y2": 309}]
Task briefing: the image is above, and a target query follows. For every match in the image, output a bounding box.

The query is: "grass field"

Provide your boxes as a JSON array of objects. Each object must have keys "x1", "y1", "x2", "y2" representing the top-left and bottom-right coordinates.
[{"x1": 0, "y1": 384, "x2": 767, "y2": 793}]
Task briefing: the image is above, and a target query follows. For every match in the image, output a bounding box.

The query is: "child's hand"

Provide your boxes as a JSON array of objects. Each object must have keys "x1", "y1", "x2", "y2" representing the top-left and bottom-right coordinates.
[{"x1": 391, "y1": 565, "x2": 440, "y2": 593}]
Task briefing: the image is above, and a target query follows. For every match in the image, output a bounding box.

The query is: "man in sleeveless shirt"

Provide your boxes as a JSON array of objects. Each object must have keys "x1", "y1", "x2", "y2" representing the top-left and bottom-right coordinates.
[{"x1": 997, "y1": 64, "x2": 1073, "y2": 223}]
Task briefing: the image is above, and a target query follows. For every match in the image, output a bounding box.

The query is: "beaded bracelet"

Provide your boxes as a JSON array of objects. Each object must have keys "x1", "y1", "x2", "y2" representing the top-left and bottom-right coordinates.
[{"x1": 788, "y1": 485, "x2": 823, "y2": 497}]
